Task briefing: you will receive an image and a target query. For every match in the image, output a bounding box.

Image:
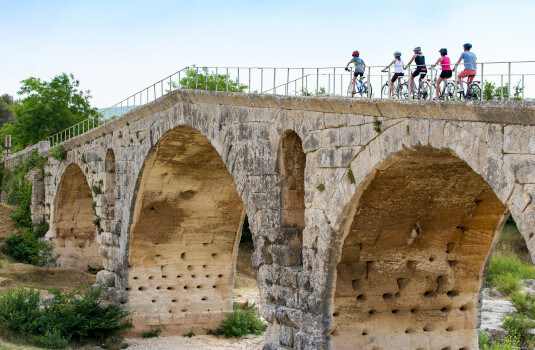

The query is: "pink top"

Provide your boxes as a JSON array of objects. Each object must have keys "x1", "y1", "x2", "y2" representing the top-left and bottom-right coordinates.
[{"x1": 441, "y1": 56, "x2": 451, "y2": 70}]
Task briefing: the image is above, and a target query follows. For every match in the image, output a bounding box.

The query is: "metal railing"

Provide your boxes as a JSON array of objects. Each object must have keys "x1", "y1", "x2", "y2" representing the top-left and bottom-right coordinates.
[{"x1": 46, "y1": 61, "x2": 535, "y2": 146}]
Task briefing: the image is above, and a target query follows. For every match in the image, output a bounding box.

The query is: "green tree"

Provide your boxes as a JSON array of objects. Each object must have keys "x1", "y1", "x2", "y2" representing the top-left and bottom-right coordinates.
[
  {"x1": 1, "y1": 73, "x2": 97, "y2": 151},
  {"x1": 482, "y1": 81, "x2": 523, "y2": 101},
  {"x1": 171, "y1": 66, "x2": 248, "y2": 92},
  {"x1": 0, "y1": 94, "x2": 15, "y2": 128}
]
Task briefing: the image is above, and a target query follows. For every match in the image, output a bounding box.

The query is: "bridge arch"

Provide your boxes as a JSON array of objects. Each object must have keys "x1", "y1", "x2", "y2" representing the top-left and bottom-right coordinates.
[
  {"x1": 126, "y1": 124, "x2": 246, "y2": 335},
  {"x1": 320, "y1": 120, "x2": 533, "y2": 350},
  {"x1": 52, "y1": 162, "x2": 102, "y2": 269}
]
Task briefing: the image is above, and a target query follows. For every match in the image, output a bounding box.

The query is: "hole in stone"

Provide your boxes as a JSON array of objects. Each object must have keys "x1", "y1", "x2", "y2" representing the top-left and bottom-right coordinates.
[
  {"x1": 150, "y1": 206, "x2": 155, "y2": 211},
  {"x1": 397, "y1": 278, "x2": 410, "y2": 291},
  {"x1": 361, "y1": 332, "x2": 368, "y2": 336},
  {"x1": 168, "y1": 310, "x2": 172, "y2": 313},
  {"x1": 441, "y1": 307, "x2": 451, "y2": 313},
  {"x1": 446, "y1": 327, "x2": 453, "y2": 332},
  {"x1": 177, "y1": 275, "x2": 182, "y2": 278},
  {"x1": 382, "y1": 293, "x2": 393, "y2": 300},
  {"x1": 448, "y1": 260, "x2": 458, "y2": 267},
  {"x1": 133, "y1": 276, "x2": 138, "y2": 280},
  {"x1": 155, "y1": 254, "x2": 161, "y2": 258},
  {"x1": 460, "y1": 306, "x2": 466, "y2": 311},
  {"x1": 447, "y1": 290, "x2": 459, "y2": 297},
  {"x1": 446, "y1": 242, "x2": 455, "y2": 253},
  {"x1": 167, "y1": 287, "x2": 174, "y2": 290},
  {"x1": 423, "y1": 291, "x2": 435, "y2": 298},
  {"x1": 213, "y1": 285, "x2": 216, "y2": 289},
  {"x1": 441, "y1": 347, "x2": 451, "y2": 350},
  {"x1": 368, "y1": 309, "x2": 375, "y2": 315},
  {"x1": 423, "y1": 326, "x2": 429, "y2": 332},
  {"x1": 138, "y1": 287, "x2": 144, "y2": 291},
  {"x1": 202, "y1": 265, "x2": 206, "y2": 268},
  {"x1": 162, "y1": 275, "x2": 167, "y2": 278},
  {"x1": 391, "y1": 309, "x2": 398, "y2": 314},
  {"x1": 406, "y1": 260, "x2": 417, "y2": 270},
  {"x1": 395, "y1": 292, "x2": 400, "y2": 298},
  {"x1": 181, "y1": 309, "x2": 187, "y2": 312},
  {"x1": 196, "y1": 285, "x2": 201, "y2": 289},
  {"x1": 156, "y1": 286, "x2": 161, "y2": 290},
  {"x1": 125, "y1": 287, "x2": 130, "y2": 291},
  {"x1": 148, "y1": 276, "x2": 153, "y2": 280},
  {"x1": 203, "y1": 242, "x2": 208, "y2": 246},
  {"x1": 205, "y1": 275, "x2": 210, "y2": 278},
  {"x1": 357, "y1": 294, "x2": 366, "y2": 302},
  {"x1": 218, "y1": 274, "x2": 223, "y2": 278},
  {"x1": 429, "y1": 257, "x2": 435, "y2": 262},
  {"x1": 187, "y1": 265, "x2": 193, "y2": 271},
  {"x1": 212, "y1": 253, "x2": 217, "y2": 258},
  {"x1": 151, "y1": 300, "x2": 156, "y2": 303},
  {"x1": 333, "y1": 313, "x2": 339, "y2": 317},
  {"x1": 172, "y1": 299, "x2": 177, "y2": 303},
  {"x1": 181, "y1": 252, "x2": 186, "y2": 259},
  {"x1": 405, "y1": 329, "x2": 414, "y2": 334},
  {"x1": 183, "y1": 286, "x2": 188, "y2": 290},
  {"x1": 201, "y1": 297, "x2": 207, "y2": 301},
  {"x1": 410, "y1": 309, "x2": 417, "y2": 314},
  {"x1": 191, "y1": 275, "x2": 196, "y2": 278}
]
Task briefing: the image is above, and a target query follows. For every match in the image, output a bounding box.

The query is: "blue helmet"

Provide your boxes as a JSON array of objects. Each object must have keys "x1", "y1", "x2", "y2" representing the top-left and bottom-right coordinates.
[
  {"x1": 394, "y1": 51, "x2": 402, "y2": 57},
  {"x1": 413, "y1": 46, "x2": 422, "y2": 52},
  {"x1": 463, "y1": 43, "x2": 472, "y2": 49}
]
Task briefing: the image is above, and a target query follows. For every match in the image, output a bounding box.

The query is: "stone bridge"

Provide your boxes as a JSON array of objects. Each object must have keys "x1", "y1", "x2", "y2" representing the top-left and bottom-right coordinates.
[{"x1": 4, "y1": 90, "x2": 535, "y2": 350}]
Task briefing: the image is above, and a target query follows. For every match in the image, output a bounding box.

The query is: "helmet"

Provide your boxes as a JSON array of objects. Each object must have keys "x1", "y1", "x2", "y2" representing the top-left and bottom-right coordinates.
[
  {"x1": 463, "y1": 43, "x2": 472, "y2": 49},
  {"x1": 439, "y1": 48, "x2": 447, "y2": 55},
  {"x1": 394, "y1": 51, "x2": 401, "y2": 57},
  {"x1": 413, "y1": 46, "x2": 422, "y2": 52},
  {"x1": 352, "y1": 50, "x2": 360, "y2": 57}
]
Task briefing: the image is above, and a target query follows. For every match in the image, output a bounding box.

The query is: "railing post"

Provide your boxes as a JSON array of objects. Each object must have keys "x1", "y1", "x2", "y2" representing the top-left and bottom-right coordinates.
[
  {"x1": 388, "y1": 67, "x2": 391, "y2": 99},
  {"x1": 237, "y1": 68, "x2": 240, "y2": 91},
  {"x1": 195, "y1": 67, "x2": 199, "y2": 89},
  {"x1": 328, "y1": 74, "x2": 331, "y2": 95},
  {"x1": 248, "y1": 68, "x2": 251, "y2": 93},
  {"x1": 501, "y1": 74, "x2": 504, "y2": 100},
  {"x1": 454, "y1": 66, "x2": 458, "y2": 100},
  {"x1": 301, "y1": 68, "x2": 304, "y2": 93},
  {"x1": 316, "y1": 68, "x2": 319, "y2": 94},
  {"x1": 367, "y1": 66, "x2": 371, "y2": 97},
  {"x1": 522, "y1": 74, "x2": 525, "y2": 100},
  {"x1": 508, "y1": 62, "x2": 511, "y2": 101},
  {"x1": 333, "y1": 68, "x2": 336, "y2": 95},
  {"x1": 261, "y1": 68, "x2": 264, "y2": 93},
  {"x1": 286, "y1": 68, "x2": 290, "y2": 96},
  {"x1": 226, "y1": 68, "x2": 229, "y2": 92},
  {"x1": 215, "y1": 67, "x2": 218, "y2": 91},
  {"x1": 480, "y1": 63, "x2": 484, "y2": 100},
  {"x1": 273, "y1": 69, "x2": 276, "y2": 94}
]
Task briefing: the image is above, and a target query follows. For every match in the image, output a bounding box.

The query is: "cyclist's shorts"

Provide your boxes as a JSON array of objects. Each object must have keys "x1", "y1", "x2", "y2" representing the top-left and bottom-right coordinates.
[
  {"x1": 459, "y1": 69, "x2": 477, "y2": 78},
  {"x1": 411, "y1": 68, "x2": 427, "y2": 78},
  {"x1": 391, "y1": 72, "x2": 404, "y2": 83},
  {"x1": 354, "y1": 71, "x2": 364, "y2": 78},
  {"x1": 440, "y1": 70, "x2": 452, "y2": 79}
]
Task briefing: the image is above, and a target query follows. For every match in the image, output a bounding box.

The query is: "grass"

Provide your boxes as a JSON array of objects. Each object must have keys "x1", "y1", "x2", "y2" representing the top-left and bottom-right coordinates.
[{"x1": 494, "y1": 223, "x2": 531, "y2": 263}]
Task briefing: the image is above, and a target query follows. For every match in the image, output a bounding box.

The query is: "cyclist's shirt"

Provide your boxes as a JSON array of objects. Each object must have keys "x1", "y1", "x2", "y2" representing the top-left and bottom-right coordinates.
[
  {"x1": 460, "y1": 52, "x2": 477, "y2": 70},
  {"x1": 440, "y1": 56, "x2": 451, "y2": 70},
  {"x1": 350, "y1": 57, "x2": 365, "y2": 73},
  {"x1": 415, "y1": 55, "x2": 427, "y2": 70},
  {"x1": 394, "y1": 59, "x2": 404, "y2": 73}
]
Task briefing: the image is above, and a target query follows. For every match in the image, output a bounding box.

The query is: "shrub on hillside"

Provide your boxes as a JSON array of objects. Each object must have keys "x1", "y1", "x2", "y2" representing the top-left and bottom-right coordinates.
[
  {"x1": 503, "y1": 314, "x2": 535, "y2": 346},
  {"x1": 0, "y1": 286, "x2": 130, "y2": 349},
  {"x1": 486, "y1": 255, "x2": 535, "y2": 288},
  {"x1": 4, "y1": 227, "x2": 57, "y2": 267},
  {"x1": 511, "y1": 293, "x2": 535, "y2": 319}
]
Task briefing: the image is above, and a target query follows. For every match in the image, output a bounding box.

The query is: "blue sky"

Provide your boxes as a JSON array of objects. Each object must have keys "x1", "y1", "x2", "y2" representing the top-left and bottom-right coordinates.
[{"x1": 1, "y1": 0, "x2": 534, "y2": 106}]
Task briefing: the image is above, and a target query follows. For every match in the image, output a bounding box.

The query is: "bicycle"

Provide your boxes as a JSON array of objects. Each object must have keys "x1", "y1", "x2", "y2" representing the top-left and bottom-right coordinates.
[
  {"x1": 431, "y1": 68, "x2": 455, "y2": 100},
  {"x1": 455, "y1": 75, "x2": 481, "y2": 100},
  {"x1": 380, "y1": 74, "x2": 409, "y2": 99},
  {"x1": 346, "y1": 71, "x2": 372, "y2": 97},
  {"x1": 410, "y1": 70, "x2": 431, "y2": 100}
]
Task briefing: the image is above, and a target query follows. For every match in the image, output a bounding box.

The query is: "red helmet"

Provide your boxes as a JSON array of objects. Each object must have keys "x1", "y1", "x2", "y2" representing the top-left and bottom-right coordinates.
[{"x1": 352, "y1": 50, "x2": 359, "y2": 57}]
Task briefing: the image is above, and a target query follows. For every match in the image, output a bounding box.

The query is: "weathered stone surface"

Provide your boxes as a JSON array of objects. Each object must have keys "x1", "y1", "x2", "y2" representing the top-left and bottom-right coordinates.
[{"x1": 2, "y1": 90, "x2": 535, "y2": 349}]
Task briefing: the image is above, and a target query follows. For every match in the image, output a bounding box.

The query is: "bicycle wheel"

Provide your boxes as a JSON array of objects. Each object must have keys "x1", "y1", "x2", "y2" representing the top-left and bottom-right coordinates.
[
  {"x1": 445, "y1": 82, "x2": 456, "y2": 100},
  {"x1": 381, "y1": 83, "x2": 390, "y2": 99},
  {"x1": 398, "y1": 83, "x2": 409, "y2": 99},
  {"x1": 420, "y1": 81, "x2": 431, "y2": 100},
  {"x1": 470, "y1": 84, "x2": 482, "y2": 101}
]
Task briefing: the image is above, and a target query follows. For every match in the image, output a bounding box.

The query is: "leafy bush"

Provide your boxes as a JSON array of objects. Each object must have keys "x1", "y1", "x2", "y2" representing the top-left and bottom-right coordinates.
[
  {"x1": 8, "y1": 179, "x2": 32, "y2": 228},
  {"x1": 480, "y1": 330, "x2": 522, "y2": 350},
  {"x1": 0, "y1": 286, "x2": 130, "y2": 349},
  {"x1": 486, "y1": 255, "x2": 535, "y2": 288},
  {"x1": 50, "y1": 145, "x2": 67, "y2": 161},
  {"x1": 142, "y1": 328, "x2": 161, "y2": 338},
  {"x1": 511, "y1": 293, "x2": 535, "y2": 318},
  {"x1": 494, "y1": 272, "x2": 522, "y2": 296},
  {"x1": 209, "y1": 303, "x2": 265, "y2": 337},
  {"x1": 503, "y1": 314, "x2": 535, "y2": 345},
  {"x1": 4, "y1": 228, "x2": 57, "y2": 266}
]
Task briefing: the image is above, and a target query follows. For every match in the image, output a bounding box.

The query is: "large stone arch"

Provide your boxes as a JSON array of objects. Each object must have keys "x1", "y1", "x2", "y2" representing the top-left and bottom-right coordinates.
[
  {"x1": 327, "y1": 147, "x2": 508, "y2": 350},
  {"x1": 52, "y1": 163, "x2": 102, "y2": 269},
  {"x1": 126, "y1": 124, "x2": 246, "y2": 335}
]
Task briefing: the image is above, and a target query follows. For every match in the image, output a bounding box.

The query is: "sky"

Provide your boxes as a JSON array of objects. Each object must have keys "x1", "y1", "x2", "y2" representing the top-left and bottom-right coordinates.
[{"x1": 1, "y1": 0, "x2": 535, "y2": 107}]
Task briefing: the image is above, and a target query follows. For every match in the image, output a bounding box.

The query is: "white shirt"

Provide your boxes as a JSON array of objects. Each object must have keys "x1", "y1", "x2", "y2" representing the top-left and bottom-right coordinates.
[{"x1": 394, "y1": 60, "x2": 404, "y2": 73}]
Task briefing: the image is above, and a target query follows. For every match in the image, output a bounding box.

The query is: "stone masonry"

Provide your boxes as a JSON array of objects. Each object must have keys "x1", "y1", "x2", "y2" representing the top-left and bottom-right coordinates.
[{"x1": 3, "y1": 90, "x2": 535, "y2": 350}]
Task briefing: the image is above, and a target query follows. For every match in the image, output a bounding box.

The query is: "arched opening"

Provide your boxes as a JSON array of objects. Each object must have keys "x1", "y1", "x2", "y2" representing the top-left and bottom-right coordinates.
[
  {"x1": 330, "y1": 148, "x2": 507, "y2": 350},
  {"x1": 104, "y1": 149, "x2": 116, "y2": 212},
  {"x1": 53, "y1": 163, "x2": 102, "y2": 270},
  {"x1": 276, "y1": 130, "x2": 305, "y2": 267},
  {"x1": 127, "y1": 125, "x2": 245, "y2": 335}
]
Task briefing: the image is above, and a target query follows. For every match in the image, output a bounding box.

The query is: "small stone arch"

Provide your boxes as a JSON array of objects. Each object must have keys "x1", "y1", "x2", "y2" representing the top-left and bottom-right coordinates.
[
  {"x1": 275, "y1": 130, "x2": 306, "y2": 267},
  {"x1": 52, "y1": 163, "x2": 102, "y2": 270},
  {"x1": 126, "y1": 124, "x2": 246, "y2": 335}
]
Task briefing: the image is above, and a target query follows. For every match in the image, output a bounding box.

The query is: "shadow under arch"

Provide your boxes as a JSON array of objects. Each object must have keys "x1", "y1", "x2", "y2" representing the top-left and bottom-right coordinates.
[
  {"x1": 126, "y1": 124, "x2": 245, "y2": 335},
  {"x1": 52, "y1": 163, "x2": 102, "y2": 269},
  {"x1": 327, "y1": 147, "x2": 509, "y2": 350}
]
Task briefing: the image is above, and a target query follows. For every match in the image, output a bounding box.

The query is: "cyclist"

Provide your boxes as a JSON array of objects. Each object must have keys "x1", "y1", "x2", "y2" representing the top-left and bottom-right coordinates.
[
  {"x1": 453, "y1": 43, "x2": 477, "y2": 94},
  {"x1": 345, "y1": 50, "x2": 366, "y2": 94},
  {"x1": 431, "y1": 48, "x2": 452, "y2": 100},
  {"x1": 405, "y1": 46, "x2": 427, "y2": 93},
  {"x1": 382, "y1": 51, "x2": 404, "y2": 97}
]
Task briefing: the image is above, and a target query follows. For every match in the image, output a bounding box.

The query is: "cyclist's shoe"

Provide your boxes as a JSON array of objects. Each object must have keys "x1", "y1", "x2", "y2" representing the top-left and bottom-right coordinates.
[{"x1": 352, "y1": 90, "x2": 357, "y2": 94}]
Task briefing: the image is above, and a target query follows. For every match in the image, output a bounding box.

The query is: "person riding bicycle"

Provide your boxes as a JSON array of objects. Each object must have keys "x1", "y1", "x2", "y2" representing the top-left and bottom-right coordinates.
[
  {"x1": 405, "y1": 47, "x2": 427, "y2": 93},
  {"x1": 382, "y1": 51, "x2": 404, "y2": 97},
  {"x1": 431, "y1": 48, "x2": 452, "y2": 100},
  {"x1": 453, "y1": 43, "x2": 477, "y2": 94},
  {"x1": 345, "y1": 50, "x2": 366, "y2": 94}
]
